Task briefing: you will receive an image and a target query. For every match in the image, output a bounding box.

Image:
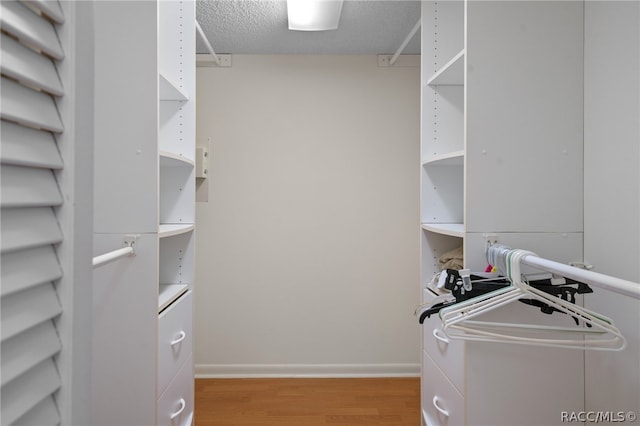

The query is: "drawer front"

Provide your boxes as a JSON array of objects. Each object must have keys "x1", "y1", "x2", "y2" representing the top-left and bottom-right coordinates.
[
  {"x1": 158, "y1": 291, "x2": 193, "y2": 395},
  {"x1": 421, "y1": 290, "x2": 465, "y2": 392},
  {"x1": 422, "y1": 351, "x2": 464, "y2": 426},
  {"x1": 158, "y1": 353, "x2": 194, "y2": 426}
]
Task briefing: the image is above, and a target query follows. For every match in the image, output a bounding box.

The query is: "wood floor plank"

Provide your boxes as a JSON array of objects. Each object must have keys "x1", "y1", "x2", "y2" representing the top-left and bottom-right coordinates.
[{"x1": 195, "y1": 377, "x2": 420, "y2": 426}]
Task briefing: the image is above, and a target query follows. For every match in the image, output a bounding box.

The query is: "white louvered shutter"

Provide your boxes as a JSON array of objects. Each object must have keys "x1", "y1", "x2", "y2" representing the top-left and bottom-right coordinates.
[{"x1": 1, "y1": 1, "x2": 68, "y2": 424}]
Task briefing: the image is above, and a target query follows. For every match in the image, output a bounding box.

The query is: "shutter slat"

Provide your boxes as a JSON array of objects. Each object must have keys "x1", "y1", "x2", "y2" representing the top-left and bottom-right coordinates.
[
  {"x1": 0, "y1": 358, "x2": 61, "y2": 425},
  {"x1": 1, "y1": 321, "x2": 61, "y2": 386},
  {"x1": 1, "y1": 165, "x2": 62, "y2": 208},
  {"x1": 1, "y1": 283, "x2": 62, "y2": 342},
  {"x1": 21, "y1": 0, "x2": 65, "y2": 25},
  {"x1": 1, "y1": 246, "x2": 62, "y2": 297},
  {"x1": 0, "y1": 207, "x2": 62, "y2": 254},
  {"x1": 0, "y1": 34, "x2": 64, "y2": 96},
  {"x1": 12, "y1": 396, "x2": 60, "y2": 426},
  {"x1": 0, "y1": 77, "x2": 64, "y2": 133},
  {"x1": 0, "y1": 1, "x2": 64, "y2": 60},
  {"x1": 0, "y1": 120, "x2": 63, "y2": 169},
  {"x1": 1, "y1": 0, "x2": 66, "y2": 422}
]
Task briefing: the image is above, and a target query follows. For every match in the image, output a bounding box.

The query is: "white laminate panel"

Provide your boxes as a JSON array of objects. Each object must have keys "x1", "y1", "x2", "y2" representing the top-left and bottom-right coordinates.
[
  {"x1": 421, "y1": 1, "x2": 464, "y2": 77},
  {"x1": 584, "y1": 0, "x2": 640, "y2": 417},
  {"x1": 421, "y1": 290, "x2": 464, "y2": 393},
  {"x1": 464, "y1": 302, "x2": 584, "y2": 426},
  {"x1": 93, "y1": 0, "x2": 158, "y2": 234},
  {"x1": 159, "y1": 166, "x2": 195, "y2": 225},
  {"x1": 421, "y1": 85, "x2": 464, "y2": 161},
  {"x1": 91, "y1": 233, "x2": 158, "y2": 426},
  {"x1": 465, "y1": 1, "x2": 584, "y2": 233},
  {"x1": 421, "y1": 351, "x2": 464, "y2": 426},
  {"x1": 157, "y1": 353, "x2": 194, "y2": 426},
  {"x1": 158, "y1": 291, "x2": 193, "y2": 395},
  {"x1": 421, "y1": 164, "x2": 464, "y2": 224},
  {"x1": 159, "y1": 232, "x2": 195, "y2": 285}
]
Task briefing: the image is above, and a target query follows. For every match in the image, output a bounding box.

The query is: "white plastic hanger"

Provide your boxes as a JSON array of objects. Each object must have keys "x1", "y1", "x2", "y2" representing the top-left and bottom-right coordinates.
[{"x1": 438, "y1": 249, "x2": 626, "y2": 351}]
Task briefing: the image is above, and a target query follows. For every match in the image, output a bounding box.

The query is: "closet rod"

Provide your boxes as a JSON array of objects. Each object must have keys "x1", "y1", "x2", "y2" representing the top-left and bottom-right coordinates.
[
  {"x1": 92, "y1": 247, "x2": 134, "y2": 268},
  {"x1": 93, "y1": 235, "x2": 138, "y2": 268},
  {"x1": 390, "y1": 18, "x2": 421, "y2": 66},
  {"x1": 488, "y1": 244, "x2": 640, "y2": 300},
  {"x1": 195, "y1": 20, "x2": 221, "y2": 66}
]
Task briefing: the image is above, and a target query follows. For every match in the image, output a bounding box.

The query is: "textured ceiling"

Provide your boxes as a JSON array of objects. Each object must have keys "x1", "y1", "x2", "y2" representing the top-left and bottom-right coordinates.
[{"x1": 196, "y1": 0, "x2": 421, "y2": 55}]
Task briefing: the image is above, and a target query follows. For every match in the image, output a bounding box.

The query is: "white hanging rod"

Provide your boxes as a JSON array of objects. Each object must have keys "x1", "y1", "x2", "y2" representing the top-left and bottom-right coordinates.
[
  {"x1": 488, "y1": 244, "x2": 640, "y2": 300},
  {"x1": 390, "y1": 18, "x2": 421, "y2": 66},
  {"x1": 92, "y1": 235, "x2": 138, "y2": 268},
  {"x1": 196, "y1": 20, "x2": 221, "y2": 66},
  {"x1": 92, "y1": 247, "x2": 134, "y2": 268}
]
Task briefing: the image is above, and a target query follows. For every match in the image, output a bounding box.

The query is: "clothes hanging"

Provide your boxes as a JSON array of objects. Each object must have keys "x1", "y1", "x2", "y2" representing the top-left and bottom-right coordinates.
[{"x1": 416, "y1": 269, "x2": 593, "y2": 324}]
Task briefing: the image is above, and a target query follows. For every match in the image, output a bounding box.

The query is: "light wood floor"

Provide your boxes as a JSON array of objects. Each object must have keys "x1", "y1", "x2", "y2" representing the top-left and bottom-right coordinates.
[{"x1": 195, "y1": 377, "x2": 420, "y2": 425}]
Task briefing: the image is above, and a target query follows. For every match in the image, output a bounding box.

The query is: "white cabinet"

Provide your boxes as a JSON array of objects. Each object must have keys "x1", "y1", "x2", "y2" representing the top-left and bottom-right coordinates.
[
  {"x1": 92, "y1": 1, "x2": 195, "y2": 424},
  {"x1": 157, "y1": 354, "x2": 195, "y2": 426},
  {"x1": 421, "y1": 290, "x2": 464, "y2": 393},
  {"x1": 420, "y1": 1, "x2": 586, "y2": 424},
  {"x1": 158, "y1": 291, "x2": 194, "y2": 395},
  {"x1": 421, "y1": 352, "x2": 464, "y2": 426}
]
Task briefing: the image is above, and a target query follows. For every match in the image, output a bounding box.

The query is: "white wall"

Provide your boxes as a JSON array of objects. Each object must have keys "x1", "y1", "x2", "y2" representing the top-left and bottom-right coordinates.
[
  {"x1": 194, "y1": 55, "x2": 420, "y2": 376},
  {"x1": 584, "y1": 1, "x2": 640, "y2": 417}
]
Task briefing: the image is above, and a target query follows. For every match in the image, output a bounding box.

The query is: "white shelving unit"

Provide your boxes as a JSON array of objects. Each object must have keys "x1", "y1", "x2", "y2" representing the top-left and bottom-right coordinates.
[
  {"x1": 420, "y1": 1, "x2": 586, "y2": 425},
  {"x1": 92, "y1": 1, "x2": 195, "y2": 425},
  {"x1": 157, "y1": 1, "x2": 195, "y2": 425}
]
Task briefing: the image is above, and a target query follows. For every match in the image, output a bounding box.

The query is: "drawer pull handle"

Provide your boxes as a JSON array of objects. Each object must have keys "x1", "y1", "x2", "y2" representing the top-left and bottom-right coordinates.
[
  {"x1": 432, "y1": 396, "x2": 450, "y2": 417},
  {"x1": 433, "y1": 328, "x2": 450, "y2": 344},
  {"x1": 170, "y1": 331, "x2": 186, "y2": 346},
  {"x1": 170, "y1": 398, "x2": 186, "y2": 420}
]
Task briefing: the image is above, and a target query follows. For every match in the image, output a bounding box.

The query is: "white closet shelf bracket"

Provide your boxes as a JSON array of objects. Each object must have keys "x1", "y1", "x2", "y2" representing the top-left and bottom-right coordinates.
[
  {"x1": 195, "y1": 20, "x2": 229, "y2": 67},
  {"x1": 92, "y1": 235, "x2": 139, "y2": 268},
  {"x1": 389, "y1": 18, "x2": 421, "y2": 66}
]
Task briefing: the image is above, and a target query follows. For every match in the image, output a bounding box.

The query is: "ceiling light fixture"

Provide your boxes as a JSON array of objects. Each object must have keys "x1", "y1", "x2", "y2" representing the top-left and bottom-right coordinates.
[{"x1": 287, "y1": 0, "x2": 344, "y2": 31}]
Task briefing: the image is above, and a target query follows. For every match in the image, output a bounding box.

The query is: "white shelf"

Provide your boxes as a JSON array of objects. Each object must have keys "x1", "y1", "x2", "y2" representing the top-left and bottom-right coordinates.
[
  {"x1": 159, "y1": 224, "x2": 194, "y2": 238},
  {"x1": 158, "y1": 284, "x2": 188, "y2": 312},
  {"x1": 422, "y1": 150, "x2": 464, "y2": 167},
  {"x1": 421, "y1": 223, "x2": 465, "y2": 238},
  {"x1": 159, "y1": 73, "x2": 189, "y2": 101},
  {"x1": 160, "y1": 151, "x2": 195, "y2": 168},
  {"x1": 427, "y1": 49, "x2": 465, "y2": 86}
]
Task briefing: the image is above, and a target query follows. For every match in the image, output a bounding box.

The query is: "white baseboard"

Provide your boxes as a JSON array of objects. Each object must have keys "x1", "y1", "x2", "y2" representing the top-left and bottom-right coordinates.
[{"x1": 195, "y1": 363, "x2": 420, "y2": 379}]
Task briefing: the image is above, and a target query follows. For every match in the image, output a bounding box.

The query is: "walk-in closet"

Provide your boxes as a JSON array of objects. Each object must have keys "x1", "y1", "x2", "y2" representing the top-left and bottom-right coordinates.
[{"x1": 0, "y1": 1, "x2": 638, "y2": 426}]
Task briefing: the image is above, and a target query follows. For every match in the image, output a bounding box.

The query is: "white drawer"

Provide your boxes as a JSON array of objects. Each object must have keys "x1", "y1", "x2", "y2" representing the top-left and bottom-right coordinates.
[
  {"x1": 158, "y1": 353, "x2": 194, "y2": 426},
  {"x1": 158, "y1": 291, "x2": 193, "y2": 395},
  {"x1": 422, "y1": 351, "x2": 464, "y2": 426},
  {"x1": 421, "y1": 290, "x2": 464, "y2": 392}
]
